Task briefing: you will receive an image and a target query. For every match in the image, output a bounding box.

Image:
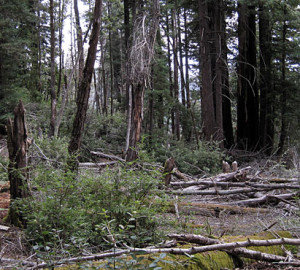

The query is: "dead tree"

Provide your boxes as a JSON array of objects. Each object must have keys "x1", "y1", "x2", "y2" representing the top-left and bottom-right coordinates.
[
  {"x1": 125, "y1": 0, "x2": 160, "y2": 161},
  {"x1": 6, "y1": 100, "x2": 30, "y2": 226}
]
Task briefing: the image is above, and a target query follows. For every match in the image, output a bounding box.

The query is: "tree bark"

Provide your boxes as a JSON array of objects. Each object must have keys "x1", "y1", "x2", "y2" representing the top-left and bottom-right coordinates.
[
  {"x1": 259, "y1": 2, "x2": 274, "y2": 153},
  {"x1": 166, "y1": 8, "x2": 175, "y2": 135},
  {"x1": 172, "y1": 2, "x2": 180, "y2": 140},
  {"x1": 213, "y1": 0, "x2": 224, "y2": 146},
  {"x1": 6, "y1": 101, "x2": 30, "y2": 226},
  {"x1": 49, "y1": 0, "x2": 57, "y2": 137},
  {"x1": 198, "y1": 0, "x2": 216, "y2": 140},
  {"x1": 68, "y1": 0, "x2": 103, "y2": 167},
  {"x1": 126, "y1": 83, "x2": 144, "y2": 161},
  {"x1": 277, "y1": 5, "x2": 287, "y2": 155},
  {"x1": 74, "y1": 0, "x2": 84, "y2": 82},
  {"x1": 236, "y1": 2, "x2": 259, "y2": 150}
]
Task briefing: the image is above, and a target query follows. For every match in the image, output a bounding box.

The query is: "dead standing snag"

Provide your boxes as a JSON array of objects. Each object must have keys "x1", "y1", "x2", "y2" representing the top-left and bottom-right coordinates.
[{"x1": 6, "y1": 100, "x2": 30, "y2": 226}]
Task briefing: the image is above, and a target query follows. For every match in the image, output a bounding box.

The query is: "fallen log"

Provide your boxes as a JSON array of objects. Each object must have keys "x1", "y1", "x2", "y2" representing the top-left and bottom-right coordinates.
[
  {"x1": 171, "y1": 180, "x2": 300, "y2": 190},
  {"x1": 225, "y1": 191, "x2": 300, "y2": 207},
  {"x1": 90, "y1": 151, "x2": 125, "y2": 162},
  {"x1": 129, "y1": 237, "x2": 300, "y2": 256},
  {"x1": 79, "y1": 161, "x2": 118, "y2": 168},
  {"x1": 171, "y1": 187, "x2": 262, "y2": 196},
  {"x1": 171, "y1": 166, "x2": 251, "y2": 187},
  {"x1": 246, "y1": 175, "x2": 300, "y2": 183},
  {"x1": 173, "y1": 168, "x2": 191, "y2": 181},
  {"x1": 10, "y1": 235, "x2": 300, "y2": 269},
  {"x1": 167, "y1": 233, "x2": 300, "y2": 263},
  {"x1": 28, "y1": 250, "x2": 131, "y2": 269}
]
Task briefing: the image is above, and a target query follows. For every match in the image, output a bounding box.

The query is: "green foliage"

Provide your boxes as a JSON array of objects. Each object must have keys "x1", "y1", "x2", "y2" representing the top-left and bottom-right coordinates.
[
  {"x1": 0, "y1": 0, "x2": 36, "y2": 130},
  {"x1": 19, "y1": 163, "x2": 162, "y2": 260},
  {"x1": 82, "y1": 111, "x2": 127, "y2": 156},
  {"x1": 149, "y1": 140, "x2": 224, "y2": 175},
  {"x1": 0, "y1": 157, "x2": 8, "y2": 184}
]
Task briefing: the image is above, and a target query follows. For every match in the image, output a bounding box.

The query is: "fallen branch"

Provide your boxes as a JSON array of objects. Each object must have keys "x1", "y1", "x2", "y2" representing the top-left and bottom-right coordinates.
[
  {"x1": 90, "y1": 151, "x2": 125, "y2": 162},
  {"x1": 171, "y1": 166, "x2": 251, "y2": 186},
  {"x1": 30, "y1": 250, "x2": 130, "y2": 269},
  {"x1": 167, "y1": 234, "x2": 300, "y2": 263},
  {"x1": 7, "y1": 236, "x2": 300, "y2": 269},
  {"x1": 0, "y1": 258, "x2": 36, "y2": 267},
  {"x1": 171, "y1": 181, "x2": 300, "y2": 190},
  {"x1": 171, "y1": 187, "x2": 261, "y2": 196},
  {"x1": 129, "y1": 237, "x2": 300, "y2": 256},
  {"x1": 79, "y1": 161, "x2": 118, "y2": 168},
  {"x1": 225, "y1": 192, "x2": 300, "y2": 207},
  {"x1": 173, "y1": 168, "x2": 191, "y2": 181}
]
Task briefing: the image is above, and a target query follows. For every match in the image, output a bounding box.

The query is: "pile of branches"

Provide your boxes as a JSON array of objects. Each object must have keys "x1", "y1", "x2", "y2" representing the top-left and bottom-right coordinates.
[{"x1": 169, "y1": 166, "x2": 300, "y2": 211}]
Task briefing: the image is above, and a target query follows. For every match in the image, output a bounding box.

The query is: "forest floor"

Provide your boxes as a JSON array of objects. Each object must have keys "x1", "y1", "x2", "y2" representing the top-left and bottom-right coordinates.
[{"x1": 0, "y1": 138, "x2": 300, "y2": 269}]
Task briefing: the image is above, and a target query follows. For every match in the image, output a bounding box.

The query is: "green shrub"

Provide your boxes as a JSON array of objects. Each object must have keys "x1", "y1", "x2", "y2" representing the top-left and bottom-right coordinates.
[
  {"x1": 148, "y1": 140, "x2": 224, "y2": 176},
  {"x1": 20, "y1": 163, "x2": 162, "y2": 258},
  {"x1": 82, "y1": 111, "x2": 127, "y2": 157}
]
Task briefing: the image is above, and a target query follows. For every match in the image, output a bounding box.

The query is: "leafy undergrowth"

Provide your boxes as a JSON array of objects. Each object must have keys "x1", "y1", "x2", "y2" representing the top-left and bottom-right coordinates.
[{"x1": 0, "y1": 136, "x2": 300, "y2": 269}]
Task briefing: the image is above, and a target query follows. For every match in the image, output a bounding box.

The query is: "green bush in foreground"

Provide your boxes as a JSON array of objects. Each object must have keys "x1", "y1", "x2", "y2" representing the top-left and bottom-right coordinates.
[{"x1": 19, "y1": 164, "x2": 162, "y2": 258}]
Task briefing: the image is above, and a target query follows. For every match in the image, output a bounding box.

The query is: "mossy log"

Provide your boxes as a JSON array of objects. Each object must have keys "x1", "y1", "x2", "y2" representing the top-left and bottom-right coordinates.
[{"x1": 49, "y1": 231, "x2": 299, "y2": 270}]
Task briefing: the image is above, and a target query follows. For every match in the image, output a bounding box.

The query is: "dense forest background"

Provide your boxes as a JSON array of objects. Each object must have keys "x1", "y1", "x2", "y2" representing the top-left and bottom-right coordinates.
[
  {"x1": 1, "y1": 0, "x2": 300, "y2": 267},
  {"x1": 0, "y1": 0, "x2": 300, "y2": 164}
]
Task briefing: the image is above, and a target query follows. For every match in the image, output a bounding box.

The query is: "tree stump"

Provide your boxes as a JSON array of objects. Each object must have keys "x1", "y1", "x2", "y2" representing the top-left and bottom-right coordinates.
[
  {"x1": 163, "y1": 157, "x2": 176, "y2": 186},
  {"x1": 6, "y1": 100, "x2": 30, "y2": 226}
]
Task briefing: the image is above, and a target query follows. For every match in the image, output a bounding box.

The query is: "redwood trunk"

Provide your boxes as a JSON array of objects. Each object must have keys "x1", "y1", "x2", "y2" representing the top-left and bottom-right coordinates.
[
  {"x1": 259, "y1": 3, "x2": 273, "y2": 153},
  {"x1": 198, "y1": 0, "x2": 216, "y2": 140},
  {"x1": 237, "y1": 2, "x2": 259, "y2": 150}
]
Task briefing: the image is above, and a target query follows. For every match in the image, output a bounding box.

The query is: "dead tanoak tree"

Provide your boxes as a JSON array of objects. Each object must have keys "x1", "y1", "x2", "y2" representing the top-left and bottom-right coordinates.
[
  {"x1": 125, "y1": 0, "x2": 160, "y2": 161},
  {"x1": 6, "y1": 101, "x2": 30, "y2": 225}
]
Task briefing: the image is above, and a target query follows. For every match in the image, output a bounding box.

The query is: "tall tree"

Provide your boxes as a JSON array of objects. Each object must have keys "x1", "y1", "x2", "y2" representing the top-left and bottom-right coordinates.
[
  {"x1": 0, "y1": 0, "x2": 35, "y2": 133},
  {"x1": 68, "y1": 0, "x2": 103, "y2": 165},
  {"x1": 172, "y1": 1, "x2": 180, "y2": 140},
  {"x1": 125, "y1": 0, "x2": 160, "y2": 161},
  {"x1": 49, "y1": 0, "x2": 57, "y2": 137},
  {"x1": 198, "y1": 0, "x2": 216, "y2": 141},
  {"x1": 236, "y1": 1, "x2": 259, "y2": 150},
  {"x1": 258, "y1": 1, "x2": 273, "y2": 153},
  {"x1": 74, "y1": 0, "x2": 84, "y2": 82}
]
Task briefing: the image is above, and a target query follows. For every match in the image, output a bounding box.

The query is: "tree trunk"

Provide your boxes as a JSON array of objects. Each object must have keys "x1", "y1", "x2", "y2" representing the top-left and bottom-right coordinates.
[
  {"x1": 184, "y1": 8, "x2": 190, "y2": 110},
  {"x1": 213, "y1": 0, "x2": 224, "y2": 146},
  {"x1": 177, "y1": 7, "x2": 186, "y2": 107},
  {"x1": 126, "y1": 83, "x2": 144, "y2": 161},
  {"x1": 277, "y1": 6, "x2": 287, "y2": 155},
  {"x1": 221, "y1": 7, "x2": 234, "y2": 149},
  {"x1": 236, "y1": 2, "x2": 259, "y2": 150},
  {"x1": 259, "y1": 3, "x2": 273, "y2": 153},
  {"x1": 125, "y1": 0, "x2": 160, "y2": 161},
  {"x1": 166, "y1": 8, "x2": 175, "y2": 135},
  {"x1": 198, "y1": 0, "x2": 216, "y2": 140},
  {"x1": 74, "y1": 0, "x2": 84, "y2": 82},
  {"x1": 172, "y1": 3, "x2": 180, "y2": 140},
  {"x1": 49, "y1": 0, "x2": 57, "y2": 137},
  {"x1": 57, "y1": 0, "x2": 65, "y2": 99},
  {"x1": 68, "y1": 0, "x2": 103, "y2": 168},
  {"x1": 6, "y1": 101, "x2": 30, "y2": 226}
]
